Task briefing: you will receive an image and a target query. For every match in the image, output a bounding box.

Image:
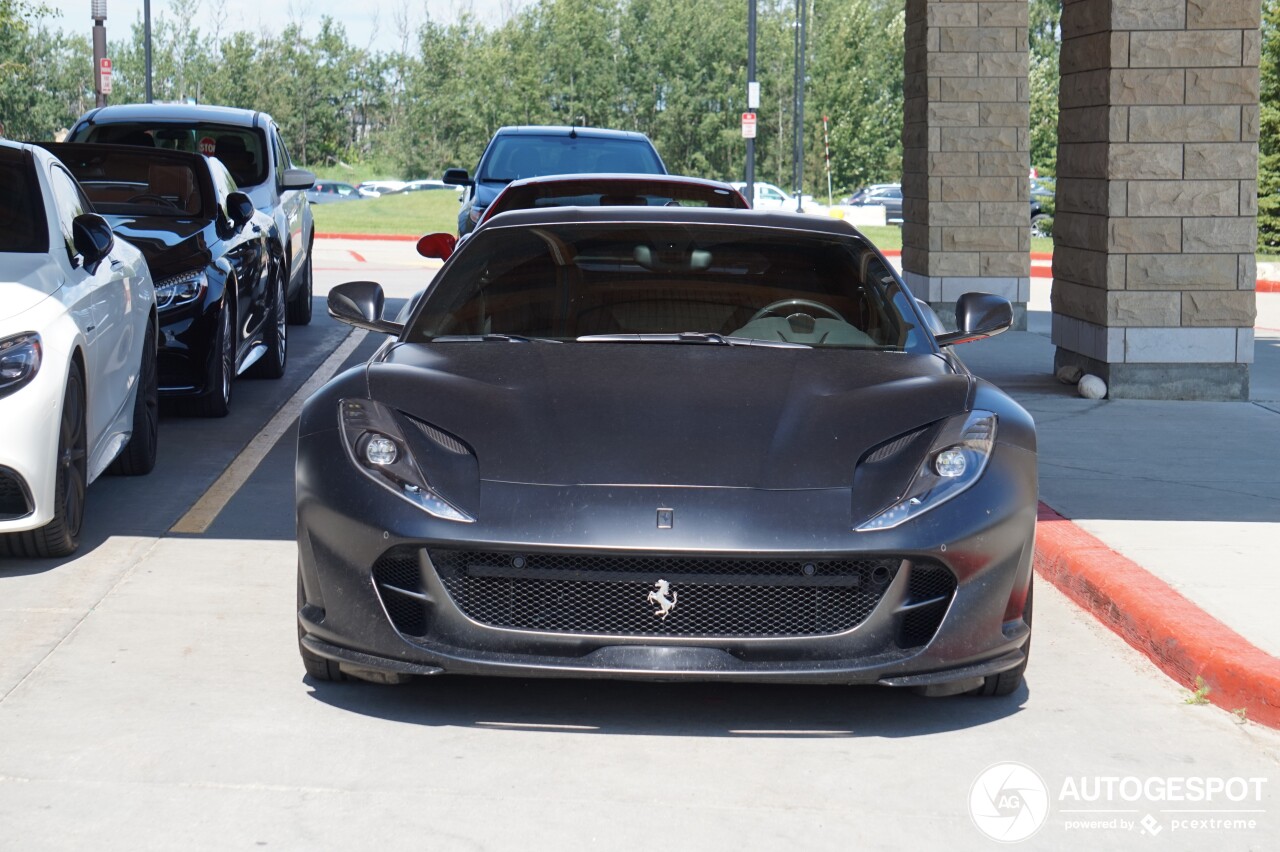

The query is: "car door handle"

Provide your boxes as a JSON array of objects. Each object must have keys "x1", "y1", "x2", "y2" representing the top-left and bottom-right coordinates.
[{"x1": 110, "y1": 258, "x2": 123, "y2": 267}]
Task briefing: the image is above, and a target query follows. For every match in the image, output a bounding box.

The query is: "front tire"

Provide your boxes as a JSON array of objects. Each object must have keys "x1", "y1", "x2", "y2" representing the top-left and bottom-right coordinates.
[
  {"x1": 297, "y1": 570, "x2": 348, "y2": 682},
  {"x1": 107, "y1": 319, "x2": 159, "y2": 475},
  {"x1": 970, "y1": 580, "x2": 1033, "y2": 697},
  {"x1": 248, "y1": 266, "x2": 287, "y2": 379},
  {"x1": 286, "y1": 243, "x2": 313, "y2": 326},
  {"x1": 194, "y1": 301, "x2": 234, "y2": 418},
  {"x1": 0, "y1": 362, "x2": 88, "y2": 558}
]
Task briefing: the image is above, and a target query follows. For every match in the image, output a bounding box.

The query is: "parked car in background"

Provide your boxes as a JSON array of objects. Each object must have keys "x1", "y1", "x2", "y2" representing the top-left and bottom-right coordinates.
[
  {"x1": 307, "y1": 181, "x2": 361, "y2": 204},
  {"x1": 0, "y1": 140, "x2": 158, "y2": 558},
  {"x1": 443, "y1": 126, "x2": 667, "y2": 236},
  {"x1": 45, "y1": 143, "x2": 287, "y2": 418},
  {"x1": 1030, "y1": 177, "x2": 1055, "y2": 237},
  {"x1": 356, "y1": 180, "x2": 407, "y2": 198},
  {"x1": 67, "y1": 104, "x2": 317, "y2": 324},
  {"x1": 400, "y1": 179, "x2": 463, "y2": 194},
  {"x1": 300, "y1": 206, "x2": 1036, "y2": 698},
  {"x1": 843, "y1": 184, "x2": 904, "y2": 223},
  {"x1": 730, "y1": 180, "x2": 801, "y2": 211}
]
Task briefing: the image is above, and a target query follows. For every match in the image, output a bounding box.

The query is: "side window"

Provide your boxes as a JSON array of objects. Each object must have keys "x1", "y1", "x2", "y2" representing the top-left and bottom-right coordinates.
[
  {"x1": 271, "y1": 127, "x2": 289, "y2": 184},
  {"x1": 48, "y1": 166, "x2": 88, "y2": 266}
]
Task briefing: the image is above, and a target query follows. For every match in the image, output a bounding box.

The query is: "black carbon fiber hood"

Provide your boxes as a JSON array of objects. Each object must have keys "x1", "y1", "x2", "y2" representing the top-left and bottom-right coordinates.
[{"x1": 367, "y1": 343, "x2": 970, "y2": 490}]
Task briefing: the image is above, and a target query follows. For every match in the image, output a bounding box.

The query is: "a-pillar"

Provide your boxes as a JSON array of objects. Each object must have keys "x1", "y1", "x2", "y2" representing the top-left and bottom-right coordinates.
[
  {"x1": 902, "y1": 0, "x2": 1032, "y2": 328},
  {"x1": 1052, "y1": 0, "x2": 1259, "y2": 400}
]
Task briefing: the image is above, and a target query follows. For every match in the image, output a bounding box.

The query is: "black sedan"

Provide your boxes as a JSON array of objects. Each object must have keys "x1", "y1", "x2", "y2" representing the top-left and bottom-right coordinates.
[
  {"x1": 297, "y1": 207, "x2": 1036, "y2": 697},
  {"x1": 44, "y1": 144, "x2": 287, "y2": 416}
]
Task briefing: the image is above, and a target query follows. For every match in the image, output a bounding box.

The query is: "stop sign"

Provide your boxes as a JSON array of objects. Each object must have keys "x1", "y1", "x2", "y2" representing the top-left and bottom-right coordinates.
[{"x1": 199, "y1": 137, "x2": 217, "y2": 156}]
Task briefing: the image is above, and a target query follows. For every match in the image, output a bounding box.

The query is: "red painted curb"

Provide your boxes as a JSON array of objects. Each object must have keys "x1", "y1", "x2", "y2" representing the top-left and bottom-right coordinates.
[
  {"x1": 1259, "y1": 279, "x2": 1280, "y2": 293},
  {"x1": 317, "y1": 233, "x2": 419, "y2": 242},
  {"x1": 1034, "y1": 502, "x2": 1280, "y2": 727}
]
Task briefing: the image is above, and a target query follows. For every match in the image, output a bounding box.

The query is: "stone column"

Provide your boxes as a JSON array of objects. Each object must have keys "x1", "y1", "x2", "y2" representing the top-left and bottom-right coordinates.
[
  {"x1": 901, "y1": 0, "x2": 1031, "y2": 328},
  {"x1": 1053, "y1": 0, "x2": 1259, "y2": 400}
]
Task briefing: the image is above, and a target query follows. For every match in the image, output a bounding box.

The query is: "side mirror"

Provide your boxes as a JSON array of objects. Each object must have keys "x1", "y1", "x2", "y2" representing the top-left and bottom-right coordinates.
[
  {"x1": 327, "y1": 280, "x2": 403, "y2": 335},
  {"x1": 226, "y1": 191, "x2": 255, "y2": 230},
  {"x1": 935, "y1": 292, "x2": 1014, "y2": 347},
  {"x1": 416, "y1": 232, "x2": 456, "y2": 260},
  {"x1": 72, "y1": 213, "x2": 114, "y2": 274},
  {"x1": 282, "y1": 168, "x2": 316, "y2": 191},
  {"x1": 442, "y1": 168, "x2": 472, "y2": 187}
]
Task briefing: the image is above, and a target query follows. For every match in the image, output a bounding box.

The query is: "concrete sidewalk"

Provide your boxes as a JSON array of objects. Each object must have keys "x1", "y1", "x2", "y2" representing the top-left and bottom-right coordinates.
[{"x1": 961, "y1": 287, "x2": 1280, "y2": 725}]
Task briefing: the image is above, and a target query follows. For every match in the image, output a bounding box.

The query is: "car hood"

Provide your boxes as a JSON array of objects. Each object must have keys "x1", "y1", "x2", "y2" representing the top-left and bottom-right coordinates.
[
  {"x1": 369, "y1": 344, "x2": 970, "y2": 490},
  {"x1": 104, "y1": 216, "x2": 214, "y2": 281},
  {"x1": 0, "y1": 256, "x2": 58, "y2": 325}
]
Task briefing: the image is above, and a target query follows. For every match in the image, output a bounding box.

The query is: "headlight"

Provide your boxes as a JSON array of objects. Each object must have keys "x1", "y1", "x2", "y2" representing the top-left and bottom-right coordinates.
[
  {"x1": 154, "y1": 270, "x2": 207, "y2": 310},
  {"x1": 855, "y1": 410, "x2": 997, "y2": 532},
  {"x1": 339, "y1": 398, "x2": 474, "y2": 523},
  {"x1": 0, "y1": 332, "x2": 41, "y2": 399}
]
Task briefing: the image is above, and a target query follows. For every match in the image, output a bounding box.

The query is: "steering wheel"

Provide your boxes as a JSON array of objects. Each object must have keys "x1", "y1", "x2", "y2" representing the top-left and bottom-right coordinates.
[
  {"x1": 127, "y1": 194, "x2": 179, "y2": 208},
  {"x1": 748, "y1": 298, "x2": 846, "y2": 324}
]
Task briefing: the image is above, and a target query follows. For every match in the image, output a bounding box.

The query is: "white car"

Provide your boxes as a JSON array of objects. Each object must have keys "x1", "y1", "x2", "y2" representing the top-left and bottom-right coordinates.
[
  {"x1": 729, "y1": 180, "x2": 819, "y2": 212},
  {"x1": 0, "y1": 140, "x2": 158, "y2": 558}
]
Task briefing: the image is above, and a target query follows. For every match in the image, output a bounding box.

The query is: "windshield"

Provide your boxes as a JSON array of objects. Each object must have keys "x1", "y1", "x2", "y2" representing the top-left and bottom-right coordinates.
[
  {"x1": 479, "y1": 136, "x2": 664, "y2": 182},
  {"x1": 71, "y1": 122, "x2": 268, "y2": 189},
  {"x1": 48, "y1": 146, "x2": 208, "y2": 218},
  {"x1": 0, "y1": 157, "x2": 49, "y2": 253},
  {"x1": 406, "y1": 222, "x2": 926, "y2": 351}
]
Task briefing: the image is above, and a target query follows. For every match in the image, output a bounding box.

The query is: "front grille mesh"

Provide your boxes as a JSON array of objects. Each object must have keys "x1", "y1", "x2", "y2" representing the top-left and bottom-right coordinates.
[
  {"x1": 372, "y1": 547, "x2": 427, "y2": 636},
  {"x1": 0, "y1": 470, "x2": 31, "y2": 518},
  {"x1": 432, "y1": 549, "x2": 900, "y2": 637},
  {"x1": 897, "y1": 563, "x2": 958, "y2": 648}
]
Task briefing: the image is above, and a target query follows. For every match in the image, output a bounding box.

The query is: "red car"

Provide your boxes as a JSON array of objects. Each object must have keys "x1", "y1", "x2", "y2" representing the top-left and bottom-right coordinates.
[{"x1": 417, "y1": 174, "x2": 749, "y2": 260}]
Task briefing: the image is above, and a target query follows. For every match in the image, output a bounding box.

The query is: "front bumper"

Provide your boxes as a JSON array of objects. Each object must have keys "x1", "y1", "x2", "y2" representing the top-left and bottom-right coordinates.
[
  {"x1": 157, "y1": 298, "x2": 220, "y2": 398},
  {"x1": 297, "y1": 426, "x2": 1036, "y2": 687}
]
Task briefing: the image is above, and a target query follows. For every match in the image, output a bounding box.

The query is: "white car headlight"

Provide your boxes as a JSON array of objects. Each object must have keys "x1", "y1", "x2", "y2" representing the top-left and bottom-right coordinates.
[
  {"x1": 339, "y1": 398, "x2": 474, "y2": 523},
  {"x1": 155, "y1": 270, "x2": 207, "y2": 310},
  {"x1": 855, "y1": 410, "x2": 997, "y2": 532},
  {"x1": 0, "y1": 332, "x2": 42, "y2": 399}
]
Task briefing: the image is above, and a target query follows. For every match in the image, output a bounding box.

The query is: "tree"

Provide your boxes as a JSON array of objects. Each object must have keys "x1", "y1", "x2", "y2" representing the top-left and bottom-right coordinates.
[{"x1": 1260, "y1": 0, "x2": 1280, "y2": 250}]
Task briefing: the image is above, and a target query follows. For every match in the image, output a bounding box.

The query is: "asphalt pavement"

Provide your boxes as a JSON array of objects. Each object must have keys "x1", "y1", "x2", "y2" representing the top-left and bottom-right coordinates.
[{"x1": 1, "y1": 237, "x2": 1278, "y2": 850}]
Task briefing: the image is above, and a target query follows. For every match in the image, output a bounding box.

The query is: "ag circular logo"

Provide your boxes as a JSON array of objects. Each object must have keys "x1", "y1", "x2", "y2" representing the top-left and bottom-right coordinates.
[{"x1": 969, "y1": 762, "x2": 1050, "y2": 843}]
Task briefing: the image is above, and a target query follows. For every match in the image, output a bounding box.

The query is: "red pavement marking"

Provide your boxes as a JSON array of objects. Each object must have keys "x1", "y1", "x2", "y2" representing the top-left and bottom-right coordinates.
[
  {"x1": 348, "y1": 250, "x2": 366, "y2": 263},
  {"x1": 1260, "y1": 279, "x2": 1280, "y2": 293},
  {"x1": 1034, "y1": 502, "x2": 1280, "y2": 728}
]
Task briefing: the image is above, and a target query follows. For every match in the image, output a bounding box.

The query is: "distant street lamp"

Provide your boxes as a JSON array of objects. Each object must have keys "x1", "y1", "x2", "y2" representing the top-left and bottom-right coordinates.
[
  {"x1": 91, "y1": 1, "x2": 107, "y2": 108},
  {"x1": 144, "y1": 0, "x2": 153, "y2": 102}
]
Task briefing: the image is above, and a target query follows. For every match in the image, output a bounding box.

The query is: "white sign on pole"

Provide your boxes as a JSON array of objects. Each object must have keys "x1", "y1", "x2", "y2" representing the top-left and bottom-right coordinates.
[
  {"x1": 99, "y1": 58, "x2": 113, "y2": 95},
  {"x1": 742, "y1": 112, "x2": 757, "y2": 139},
  {"x1": 747, "y1": 82, "x2": 760, "y2": 109}
]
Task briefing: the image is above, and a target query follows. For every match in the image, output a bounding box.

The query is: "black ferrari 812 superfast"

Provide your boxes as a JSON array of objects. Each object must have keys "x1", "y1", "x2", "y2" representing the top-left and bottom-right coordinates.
[{"x1": 297, "y1": 207, "x2": 1036, "y2": 697}]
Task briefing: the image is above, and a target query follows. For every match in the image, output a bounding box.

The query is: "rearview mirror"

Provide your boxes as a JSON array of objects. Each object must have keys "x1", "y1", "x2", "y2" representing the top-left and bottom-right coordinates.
[
  {"x1": 72, "y1": 213, "x2": 114, "y2": 274},
  {"x1": 442, "y1": 168, "x2": 472, "y2": 187},
  {"x1": 416, "y1": 232, "x2": 457, "y2": 260},
  {"x1": 327, "y1": 281, "x2": 403, "y2": 335},
  {"x1": 935, "y1": 292, "x2": 1014, "y2": 346},
  {"x1": 226, "y1": 191, "x2": 255, "y2": 230},
  {"x1": 282, "y1": 168, "x2": 316, "y2": 191}
]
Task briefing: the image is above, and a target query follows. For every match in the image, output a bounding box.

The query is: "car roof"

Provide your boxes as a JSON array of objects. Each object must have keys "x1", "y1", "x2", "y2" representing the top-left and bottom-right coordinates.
[
  {"x1": 491, "y1": 125, "x2": 654, "y2": 142},
  {"x1": 474, "y1": 204, "x2": 862, "y2": 237},
  {"x1": 76, "y1": 103, "x2": 266, "y2": 129}
]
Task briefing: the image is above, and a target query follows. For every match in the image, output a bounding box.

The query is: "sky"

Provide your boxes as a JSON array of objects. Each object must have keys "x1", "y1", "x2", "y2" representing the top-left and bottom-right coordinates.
[{"x1": 37, "y1": 0, "x2": 530, "y2": 53}]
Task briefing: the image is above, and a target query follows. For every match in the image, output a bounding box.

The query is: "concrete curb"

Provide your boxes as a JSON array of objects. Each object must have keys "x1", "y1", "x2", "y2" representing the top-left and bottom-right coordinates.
[
  {"x1": 1034, "y1": 502, "x2": 1280, "y2": 727},
  {"x1": 317, "y1": 232, "x2": 419, "y2": 242}
]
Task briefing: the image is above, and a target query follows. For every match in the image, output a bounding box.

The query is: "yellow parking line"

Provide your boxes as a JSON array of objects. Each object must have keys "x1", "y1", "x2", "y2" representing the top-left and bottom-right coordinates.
[{"x1": 170, "y1": 328, "x2": 369, "y2": 535}]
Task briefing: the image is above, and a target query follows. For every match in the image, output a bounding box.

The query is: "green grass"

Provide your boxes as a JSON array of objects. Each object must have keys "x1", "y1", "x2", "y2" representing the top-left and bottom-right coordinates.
[{"x1": 310, "y1": 190, "x2": 462, "y2": 236}]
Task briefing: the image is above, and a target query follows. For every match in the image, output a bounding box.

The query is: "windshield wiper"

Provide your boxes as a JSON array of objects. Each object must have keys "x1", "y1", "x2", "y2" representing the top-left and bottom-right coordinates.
[
  {"x1": 575, "y1": 332, "x2": 810, "y2": 349},
  {"x1": 430, "y1": 334, "x2": 561, "y2": 343}
]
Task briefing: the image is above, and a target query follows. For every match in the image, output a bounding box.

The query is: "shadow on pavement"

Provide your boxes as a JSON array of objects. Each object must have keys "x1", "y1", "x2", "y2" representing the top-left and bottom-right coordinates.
[{"x1": 304, "y1": 674, "x2": 1027, "y2": 738}]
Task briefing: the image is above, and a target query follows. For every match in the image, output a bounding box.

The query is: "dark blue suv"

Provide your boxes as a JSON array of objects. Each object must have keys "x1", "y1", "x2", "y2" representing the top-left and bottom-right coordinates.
[{"x1": 443, "y1": 126, "x2": 666, "y2": 236}]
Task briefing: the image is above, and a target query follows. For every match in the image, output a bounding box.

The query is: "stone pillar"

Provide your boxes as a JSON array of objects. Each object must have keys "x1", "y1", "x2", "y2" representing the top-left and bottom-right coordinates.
[
  {"x1": 901, "y1": 0, "x2": 1031, "y2": 328},
  {"x1": 1053, "y1": 0, "x2": 1259, "y2": 400}
]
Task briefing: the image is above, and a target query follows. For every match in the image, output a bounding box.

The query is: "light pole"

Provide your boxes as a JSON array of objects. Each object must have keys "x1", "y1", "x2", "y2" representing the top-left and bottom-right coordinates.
[
  {"x1": 144, "y1": 0, "x2": 153, "y2": 102},
  {"x1": 792, "y1": 0, "x2": 807, "y2": 212},
  {"x1": 91, "y1": 0, "x2": 107, "y2": 108},
  {"x1": 745, "y1": 0, "x2": 758, "y2": 207}
]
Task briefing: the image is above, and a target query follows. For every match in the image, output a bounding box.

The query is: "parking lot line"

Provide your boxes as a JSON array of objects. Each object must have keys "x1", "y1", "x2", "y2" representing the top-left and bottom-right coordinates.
[{"x1": 169, "y1": 329, "x2": 369, "y2": 535}]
